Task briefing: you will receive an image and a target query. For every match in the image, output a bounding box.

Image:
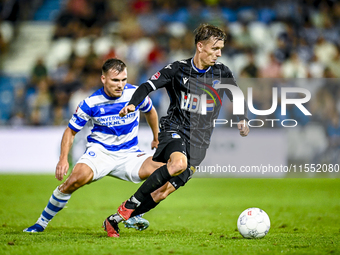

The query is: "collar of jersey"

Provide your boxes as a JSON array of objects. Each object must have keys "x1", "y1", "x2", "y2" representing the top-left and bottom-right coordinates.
[
  {"x1": 191, "y1": 58, "x2": 211, "y2": 73},
  {"x1": 101, "y1": 87, "x2": 123, "y2": 100}
]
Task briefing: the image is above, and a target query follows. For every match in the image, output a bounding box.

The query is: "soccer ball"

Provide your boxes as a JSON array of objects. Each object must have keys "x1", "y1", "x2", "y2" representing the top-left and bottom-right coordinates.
[{"x1": 237, "y1": 207, "x2": 270, "y2": 239}]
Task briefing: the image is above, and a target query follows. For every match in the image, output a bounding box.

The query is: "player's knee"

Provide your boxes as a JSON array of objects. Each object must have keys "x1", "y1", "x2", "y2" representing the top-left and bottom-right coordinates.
[
  {"x1": 167, "y1": 158, "x2": 187, "y2": 176},
  {"x1": 60, "y1": 175, "x2": 86, "y2": 193}
]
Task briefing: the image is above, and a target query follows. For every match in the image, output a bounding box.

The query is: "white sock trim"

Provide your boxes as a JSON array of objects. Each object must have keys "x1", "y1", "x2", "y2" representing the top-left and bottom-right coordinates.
[{"x1": 53, "y1": 187, "x2": 72, "y2": 200}]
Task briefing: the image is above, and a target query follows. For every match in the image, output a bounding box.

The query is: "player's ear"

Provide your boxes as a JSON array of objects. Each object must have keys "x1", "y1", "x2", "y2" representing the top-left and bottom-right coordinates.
[
  {"x1": 197, "y1": 42, "x2": 203, "y2": 53},
  {"x1": 101, "y1": 74, "x2": 106, "y2": 84}
]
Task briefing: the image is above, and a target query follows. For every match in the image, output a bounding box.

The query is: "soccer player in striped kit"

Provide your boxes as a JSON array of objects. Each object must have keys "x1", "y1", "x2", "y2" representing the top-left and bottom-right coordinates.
[{"x1": 23, "y1": 58, "x2": 163, "y2": 235}]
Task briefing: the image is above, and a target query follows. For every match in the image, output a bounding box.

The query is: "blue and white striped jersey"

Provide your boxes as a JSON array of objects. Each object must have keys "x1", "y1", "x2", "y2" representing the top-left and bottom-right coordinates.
[{"x1": 68, "y1": 84, "x2": 153, "y2": 152}]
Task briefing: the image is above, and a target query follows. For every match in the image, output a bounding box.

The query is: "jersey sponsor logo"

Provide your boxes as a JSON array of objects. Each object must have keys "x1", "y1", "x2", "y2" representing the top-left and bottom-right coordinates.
[
  {"x1": 137, "y1": 153, "x2": 146, "y2": 157},
  {"x1": 172, "y1": 133, "x2": 181, "y2": 139},
  {"x1": 100, "y1": 108, "x2": 105, "y2": 114},
  {"x1": 151, "y1": 71, "x2": 161, "y2": 80},
  {"x1": 181, "y1": 91, "x2": 207, "y2": 114},
  {"x1": 95, "y1": 112, "x2": 136, "y2": 127},
  {"x1": 180, "y1": 79, "x2": 223, "y2": 115},
  {"x1": 165, "y1": 64, "x2": 172, "y2": 69},
  {"x1": 183, "y1": 77, "x2": 189, "y2": 84}
]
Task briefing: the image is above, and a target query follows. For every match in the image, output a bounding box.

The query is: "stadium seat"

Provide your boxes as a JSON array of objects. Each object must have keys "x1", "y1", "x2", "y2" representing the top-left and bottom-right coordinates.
[
  {"x1": 0, "y1": 21, "x2": 14, "y2": 43},
  {"x1": 45, "y1": 38, "x2": 73, "y2": 70}
]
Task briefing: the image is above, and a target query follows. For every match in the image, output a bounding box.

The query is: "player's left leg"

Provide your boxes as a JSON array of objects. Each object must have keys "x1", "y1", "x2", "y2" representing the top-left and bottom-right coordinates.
[
  {"x1": 129, "y1": 168, "x2": 191, "y2": 217},
  {"x1": 120, "y1": 156, "x2": 163, "y2": 230},
  {"x1": 23, "y1": 164, "x2": 94, "y2": 233},
  {"x1": 102, "y1": 152, "x2": 161, "y2": 236},
  {"x1": 120, "y1": 146, "x2": 206, "y2": 230}
]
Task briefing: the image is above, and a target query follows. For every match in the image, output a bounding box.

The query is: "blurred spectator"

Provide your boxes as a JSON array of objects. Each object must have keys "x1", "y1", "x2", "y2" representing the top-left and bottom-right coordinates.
[
  {"x1": 310, "y1": 85, "x2": 336, "y2": 123},
  {"x1": 260, "y1": 52, "x2": 282, "y2": 78},
  {"x1": 136, "y1": 1, "x2": 162, "y2": 36},
  {"x1": 10, "y1": 85, "x2": 27, "y2": 126},
  {"x1": 314, "y1": 36, "x2": 338, "y2": 66},
  {"x1": 281, "y1": 51, "x2": 308, "y2": 78},
  {"x1": 201, "y1": 3, "x2": 227, "y2": 28},
  {"x1": 240, "y1": 51, "x2": 259, "y2": 78},
  {"x1": 314, "y1": 109, "x2": 340, "y2": 165},
  {"x1": 296, "y1": 38, "x2": 314, "y2": 63},
  {"x1": 327, "y1": 46, "x2": 340, "y2": 78},
  {"x1": 186, "y1": 0, "x2": 205, "y2": 31},
  {"x1": 307, "y1": 54, "x2": 325, "y2": 78},
  {"x1": 30, "y1": 57, "x2": 48, "y2": 85},
  {"x1": 233, "y1": 22, "x2": 254, "y2": 52},
  {"x1": 68, "y1": 72, "x2": 98, "y2": 113},
  {"x1": 27, "y1": 78, "x2": 52, "y2": 125}
]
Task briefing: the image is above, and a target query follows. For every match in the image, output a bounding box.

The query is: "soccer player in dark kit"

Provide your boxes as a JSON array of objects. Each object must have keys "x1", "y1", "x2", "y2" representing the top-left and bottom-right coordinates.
[{"x1": 103, "y1": 24, "x2": 250, "y2": 237}]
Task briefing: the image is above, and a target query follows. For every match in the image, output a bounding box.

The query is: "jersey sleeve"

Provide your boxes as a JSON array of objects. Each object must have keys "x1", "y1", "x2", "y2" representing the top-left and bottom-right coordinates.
[
  {"x1": 145, "y1": 61, "x2": 178, "y2": 91},
  {"x1": 138, "y1": 96, "x2": 153, "y2": 113},
  {"x1": 68, "y1": 100, "x2": 91, "y2": 132},
  {"x1": 129, "y1": 62, "x2": 178, "y2": 107}
]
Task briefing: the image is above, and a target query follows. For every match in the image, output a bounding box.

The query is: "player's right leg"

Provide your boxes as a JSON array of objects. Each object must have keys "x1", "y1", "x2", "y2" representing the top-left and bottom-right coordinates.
[{"x1": 23, "y1": 164, "x2": 93, "y2": 233}]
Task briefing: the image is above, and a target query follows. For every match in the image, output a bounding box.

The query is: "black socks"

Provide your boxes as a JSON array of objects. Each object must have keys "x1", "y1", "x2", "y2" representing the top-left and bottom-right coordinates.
[
  {"x1": 130, "y1": 194, "x2": 159, "y2": 217},
  {"x1": 134, "y1": 165, "x2": 171, "y2": 203}
]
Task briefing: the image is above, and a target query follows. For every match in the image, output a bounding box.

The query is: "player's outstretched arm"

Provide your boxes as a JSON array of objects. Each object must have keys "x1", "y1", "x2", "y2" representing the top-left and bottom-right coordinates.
[
  {"x1": 144, "y1": 106, "x2": 159, "y2": 149},
  {"x1": 237, "y1": 119, "x2": 249, "y2": 137},
  {"x1": 55, "y1": 127, "x2": 77, "y2": 181},
  {"x1": 119, "y1": 104, "x2": 136, "y2": 117}
]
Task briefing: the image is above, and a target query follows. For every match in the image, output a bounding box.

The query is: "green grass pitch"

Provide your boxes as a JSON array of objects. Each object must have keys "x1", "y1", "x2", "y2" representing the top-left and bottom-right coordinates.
[{"x1": 0, "y1": 175, "x2": 339, "y2": 254}]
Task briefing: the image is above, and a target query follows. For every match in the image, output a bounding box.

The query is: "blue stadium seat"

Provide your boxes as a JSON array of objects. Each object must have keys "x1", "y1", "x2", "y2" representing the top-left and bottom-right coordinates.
[{"x1": 33, "y1": 0, "x2": 64, "y2": 21}]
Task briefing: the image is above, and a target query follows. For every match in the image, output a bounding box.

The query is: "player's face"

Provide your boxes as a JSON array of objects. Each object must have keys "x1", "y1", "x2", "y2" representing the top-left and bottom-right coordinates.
[
  {"x1": 101, "y1": 68, "x2": 127, "y2": 98},
  {"x1": 199, "y1": 37, "x2": 224, "y2": 68}
]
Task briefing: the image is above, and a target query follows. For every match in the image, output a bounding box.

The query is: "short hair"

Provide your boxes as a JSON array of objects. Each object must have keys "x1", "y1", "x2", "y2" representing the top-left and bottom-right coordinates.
[
  {"x1": 194, "y1": 24, "x2": 227, "y2": 45},
  {"x1": 102, "y1": 58, "x2": 126, "y2": 74}
]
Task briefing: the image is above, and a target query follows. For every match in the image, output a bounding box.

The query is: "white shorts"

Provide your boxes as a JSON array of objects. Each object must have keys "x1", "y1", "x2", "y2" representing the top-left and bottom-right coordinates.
[{"x1": 76, "y1": 144, "x2": 151, "y2": 183}]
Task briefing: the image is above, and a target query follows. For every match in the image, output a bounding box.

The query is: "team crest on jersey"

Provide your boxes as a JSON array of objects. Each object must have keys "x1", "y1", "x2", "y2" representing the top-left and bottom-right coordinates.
[
  {"x1": 172, "y1": 133, "x2": 181, "y2": 139},
  {"x1": 151, "y1": 71, "x2": 161, "y2": 80},
  {"x1": 165, "y1": 64, "x2": 172, "y2": 69},
  {"x1": 212, "y1": 79, "x2": 220, "y2": 88},
  {"x1": 88, "y1": 151, "x2": 97, "y2": 158}
]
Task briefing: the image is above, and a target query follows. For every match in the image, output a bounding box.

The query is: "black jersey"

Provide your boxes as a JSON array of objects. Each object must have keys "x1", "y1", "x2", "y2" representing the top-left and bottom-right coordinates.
[{"x1": 130, "y1": 58, "x2": 247, "y2": 148}]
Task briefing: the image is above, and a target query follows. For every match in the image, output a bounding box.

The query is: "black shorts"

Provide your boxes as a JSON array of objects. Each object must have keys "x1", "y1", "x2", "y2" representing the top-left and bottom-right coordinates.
[{"x1": 152, "y1": 131, "x2": 207, "y2": 189}]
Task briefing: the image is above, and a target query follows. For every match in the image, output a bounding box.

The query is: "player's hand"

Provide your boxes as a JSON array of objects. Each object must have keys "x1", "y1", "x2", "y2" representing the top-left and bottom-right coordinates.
[
  {"x1": 238, "y1": 120, "x2": 249, "y2": 137},
  {"x1": 119, "y1": 104, "x2": 136, "y2": 117},
  {"x1": 151, "y1": 139, "x2": 159, "y2": 149},
  {"x1": 55, "y1": 159, "x2": 69, "y2": 181}
]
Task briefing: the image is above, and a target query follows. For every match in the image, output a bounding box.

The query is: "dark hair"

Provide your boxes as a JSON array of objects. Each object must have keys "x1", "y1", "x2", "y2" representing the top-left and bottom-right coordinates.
[
  {"x1": 102, "y1": 58, "x2": 126, "y2": 74},
  {"x1": 194, "y1": 24, "x2": 227, "y2": 45}
]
